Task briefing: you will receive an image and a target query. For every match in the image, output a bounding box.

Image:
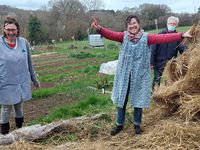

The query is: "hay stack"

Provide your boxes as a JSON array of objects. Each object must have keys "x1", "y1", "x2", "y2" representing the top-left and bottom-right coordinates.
[{"x1": 153, "y1": 22, "x2": 200, "y2": 121}]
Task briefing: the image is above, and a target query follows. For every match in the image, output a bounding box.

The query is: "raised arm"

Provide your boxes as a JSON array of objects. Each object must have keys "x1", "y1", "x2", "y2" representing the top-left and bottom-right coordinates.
[
  {"x1": 98, "y1": 27, "x2": 124, "y2": 43},
  {"x1": 148, "y1": 33, "x2": 182, "y2": 45},
  {"x1": 148, "y1": 28, "x2": 192, "y2": 45},
  {"x1": 91, "y1": 16, "x2": 124, "y2": 43}
]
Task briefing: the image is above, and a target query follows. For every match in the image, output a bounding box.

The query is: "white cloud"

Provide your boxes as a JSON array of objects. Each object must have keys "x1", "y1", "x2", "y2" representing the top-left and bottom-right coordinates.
[
  {"x1": 0, "y1": 0, "x2": 49, "y2": 10},
  {"x1": 103, "y1": 0, "x2": 200, "y2": 13}
]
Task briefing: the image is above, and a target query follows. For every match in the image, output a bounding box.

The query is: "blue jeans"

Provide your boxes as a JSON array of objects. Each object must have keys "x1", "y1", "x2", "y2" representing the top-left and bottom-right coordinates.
[
  {"x1": 116, "y1": 80, "x2": 143, "y2": 126},
  {"x1": 116, "y1": 106, "x2": 143, "y2": 126}
]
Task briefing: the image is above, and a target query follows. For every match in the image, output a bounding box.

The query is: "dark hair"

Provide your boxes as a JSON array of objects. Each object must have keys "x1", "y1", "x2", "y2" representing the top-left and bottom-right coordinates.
[
  {"x1": 3, "y1": 17, "x2": 20, "y2": 37},
  {"x1": 125, "y1": 15, "x2": 140, "y2": 27}
]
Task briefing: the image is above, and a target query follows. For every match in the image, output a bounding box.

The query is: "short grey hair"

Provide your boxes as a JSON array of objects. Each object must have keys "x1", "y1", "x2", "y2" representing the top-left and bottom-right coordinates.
[{"x1": 167, "y1": 16, "x2": 179, "y2": 25}]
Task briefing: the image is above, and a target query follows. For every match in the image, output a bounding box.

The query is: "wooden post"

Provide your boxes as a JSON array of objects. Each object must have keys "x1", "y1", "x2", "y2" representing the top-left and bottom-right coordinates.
[{"x1": 154, "y1": 19, "x2": 158, "y2": 33}]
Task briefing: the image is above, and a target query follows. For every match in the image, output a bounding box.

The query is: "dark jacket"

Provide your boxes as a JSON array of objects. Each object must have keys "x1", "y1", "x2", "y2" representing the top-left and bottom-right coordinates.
[{"x1": 150, "y1": 28, "x2": 186, "y2": 69}]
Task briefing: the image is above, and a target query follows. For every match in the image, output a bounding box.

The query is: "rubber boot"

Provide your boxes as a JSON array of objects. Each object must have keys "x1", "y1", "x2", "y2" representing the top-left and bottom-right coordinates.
[
  {"x1": 110, "y1": 125, "x2": 123, "y2": 136},
  {"x1": 1, "y1": 122, "x2": 10, "y2": 135},
  {"x1": 134, "y1": 124, "x2": 143, "y2": 135},
  {"x1": 15, "y1": 117, "x2": 24, "y2": 128}
]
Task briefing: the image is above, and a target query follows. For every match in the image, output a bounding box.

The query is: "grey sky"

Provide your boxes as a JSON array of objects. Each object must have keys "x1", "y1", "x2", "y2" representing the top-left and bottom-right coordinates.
[{"x1": 0, "y1": 0, "x2": 199, "y2": 13}]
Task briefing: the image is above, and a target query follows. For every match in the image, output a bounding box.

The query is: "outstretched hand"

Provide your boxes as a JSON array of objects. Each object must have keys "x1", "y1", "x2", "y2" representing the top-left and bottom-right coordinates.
[
  {"x1": 91, "y1": 16, "x2": 101, "y2": 30},
  {"x1": 182, "y1": 28, "x2": 192, "y2": 38}
]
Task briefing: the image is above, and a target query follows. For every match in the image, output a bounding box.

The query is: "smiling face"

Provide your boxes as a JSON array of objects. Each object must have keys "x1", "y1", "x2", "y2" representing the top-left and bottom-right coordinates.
[
  {"x1": 127, "y1": 18, "x2": 140, "y2": 35},
  {"x1": 4, "y1": 23, "x2": 18, "y2": 41}
]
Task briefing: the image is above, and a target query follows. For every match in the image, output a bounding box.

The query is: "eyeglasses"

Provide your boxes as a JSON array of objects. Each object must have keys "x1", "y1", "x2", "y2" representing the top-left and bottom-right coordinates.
[{"x1": 4, "y1": 28, "x2": 18, "y2": 32}]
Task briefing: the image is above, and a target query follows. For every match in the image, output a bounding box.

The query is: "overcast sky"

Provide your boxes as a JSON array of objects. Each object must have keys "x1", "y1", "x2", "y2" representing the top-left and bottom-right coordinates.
[{"x1": 0, "y1": 0, "x2": 199, "y2": 13}]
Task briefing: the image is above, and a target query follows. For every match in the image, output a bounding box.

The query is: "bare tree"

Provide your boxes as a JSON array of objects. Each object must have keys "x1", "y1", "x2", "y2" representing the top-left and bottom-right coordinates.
[
  {"x1": 136, "y1": 3, "x2": 172, "y2": 30},
  {"x1": 47, "y1": 0, "x2": 88, "y2": 39},
  {"x1": 81, "y1": 0, "x2": 105, "y2": 11},
  {"x1": 49, "y1": 0, "x2": 85, "y2": 24},
  {"x1": 138, "y1": 3, "x2": 172, "y2": 20}
]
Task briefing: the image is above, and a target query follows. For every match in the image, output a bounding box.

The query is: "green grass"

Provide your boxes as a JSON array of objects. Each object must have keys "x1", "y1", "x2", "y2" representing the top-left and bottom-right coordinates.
[
  {"x1": 78, "y1": 65, "x2": 100, "y2": 74},
  {"x1": 32, "y1": 87, "x2": 59, "y2": 99},
  {"x1": 30, "y1": 95, "x2": 113, "y2": 124},
  {"x1": 32, "y1": 72, "x2": 114, "y2": 100},
  {"x1": 33, "y1": 77, "x2": 91, "y2": 99},
  {"x1": 147, "y1": 26, "x2": 191, "y2": 33},
  {"x1": 69, "y1": 51, "x2": 96, "y2": 59}
]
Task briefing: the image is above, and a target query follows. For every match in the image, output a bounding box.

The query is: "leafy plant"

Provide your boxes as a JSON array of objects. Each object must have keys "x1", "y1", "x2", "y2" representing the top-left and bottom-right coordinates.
[
  {"x1": 95, "y1": 77, "x2": 110, "y2": 89},
  {"x1": 69, "y1": 52, "x2": 96, "y2": 59},
  {"x1": 80, "y1": 65, "x2": 99, "y2": 73}
]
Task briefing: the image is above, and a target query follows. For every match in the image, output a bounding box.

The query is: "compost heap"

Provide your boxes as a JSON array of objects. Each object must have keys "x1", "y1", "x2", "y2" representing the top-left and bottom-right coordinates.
[
  {"x1": 149, "y1": 23, "x2": 200, "y2": 149},
  {"x1": 153, "y1": 23, "x2": 200, "y2": 121}
]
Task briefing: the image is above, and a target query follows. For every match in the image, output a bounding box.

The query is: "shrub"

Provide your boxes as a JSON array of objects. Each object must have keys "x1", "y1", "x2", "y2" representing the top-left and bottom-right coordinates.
[
  {"x1": 95, "y1": 77, "x2": 110, "y2": 89},
  {"x1": 69, "y1": 52, "x2": 96, "y2": 59}
]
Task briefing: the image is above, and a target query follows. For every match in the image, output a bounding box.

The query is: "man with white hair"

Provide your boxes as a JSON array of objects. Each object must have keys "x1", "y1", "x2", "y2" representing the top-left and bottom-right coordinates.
[
  {"x1": 151, "y1": 16, "x2": 186, "y2": 92},
  {"x1": 167, "y1": 16, "x2": 179, "y2": 31}
]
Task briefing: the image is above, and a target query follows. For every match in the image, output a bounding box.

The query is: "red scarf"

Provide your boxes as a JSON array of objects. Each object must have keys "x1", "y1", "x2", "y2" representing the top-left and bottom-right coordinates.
[{"x1": 128, "y1": 30, "x2": 143, "y2": 43}]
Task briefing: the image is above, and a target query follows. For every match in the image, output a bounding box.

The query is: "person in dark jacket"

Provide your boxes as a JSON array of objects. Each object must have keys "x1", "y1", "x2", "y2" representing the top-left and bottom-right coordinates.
[{"x1": 151, "y1": 16, "x2": 186, "y2": 92}]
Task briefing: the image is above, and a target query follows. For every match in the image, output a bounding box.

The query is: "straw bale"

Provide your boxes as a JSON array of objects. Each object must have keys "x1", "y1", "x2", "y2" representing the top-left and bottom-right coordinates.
[
  {"x1": 45, "y1": 118, "x2": 200, "y2": 150},
  {"x1": 178, "y1": 94, "x2": 200, "y2": 121},
  {"x1": 0, "y1": 140, "x2": 45, "y2": 150},
  {"x1": 131, "y1": 119, "x2": 200, "y2": 150},
  {"x1": 153, "y1": 79, "x2": 182, "y2": 106},
  {"x1": 163, "y1": 53, "x2": 188, "y2": 84},
  {"x1": 153, "y1": 22, "x2": 200, "y2": 120}
]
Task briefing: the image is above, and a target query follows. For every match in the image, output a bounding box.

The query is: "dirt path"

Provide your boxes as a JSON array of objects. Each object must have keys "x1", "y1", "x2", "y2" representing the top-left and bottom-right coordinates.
[{"x1": 9, "y1": 94, "x2": 74, "y2": 130}]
